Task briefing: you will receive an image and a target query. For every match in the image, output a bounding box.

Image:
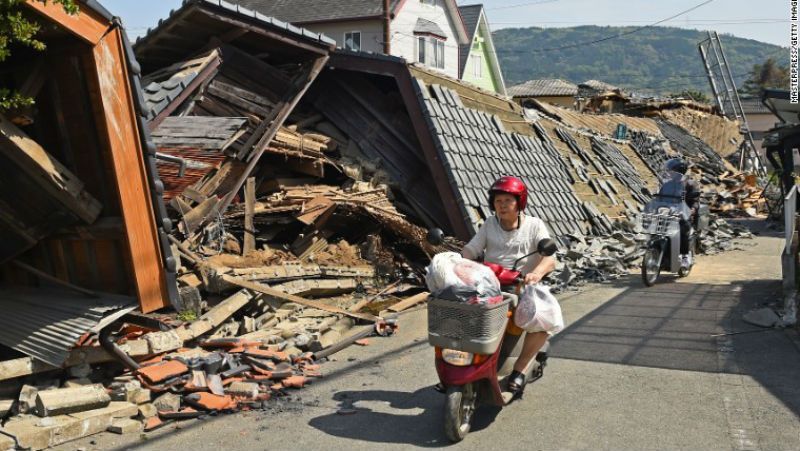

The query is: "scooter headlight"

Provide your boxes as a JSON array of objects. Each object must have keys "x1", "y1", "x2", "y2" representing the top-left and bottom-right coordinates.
[{"x1": 442, "y1": 349, "x2": 474, "y2": 366}]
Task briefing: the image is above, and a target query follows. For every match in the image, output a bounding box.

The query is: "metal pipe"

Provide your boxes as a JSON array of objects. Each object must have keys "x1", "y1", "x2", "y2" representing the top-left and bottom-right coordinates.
[
  {"x1": 383, "y1": 0, "x2": 391, "y2": 54},
  {"x1": 155, "y1": 152, "x2": 187, "y2": 177},
  {"x1": 99, "y1": 325, "x2": 140, "y2": 371}
]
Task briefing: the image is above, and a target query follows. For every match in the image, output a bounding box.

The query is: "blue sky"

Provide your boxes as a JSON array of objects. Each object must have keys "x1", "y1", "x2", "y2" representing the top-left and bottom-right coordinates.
[{"x1": 102, "y1": 0, "x2": 786, "y2": 48}]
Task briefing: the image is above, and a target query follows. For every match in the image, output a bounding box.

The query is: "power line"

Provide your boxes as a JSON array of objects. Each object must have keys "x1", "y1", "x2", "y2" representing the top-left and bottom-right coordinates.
[
  {"x1": 484, "y1": 0, "x2": 560, "y2": 11},
  {"x1": 491, "y1": 19, "x2": 788, "y2": 26},
  {"x1": 524, "y1": 0, "x2": 715, "y2": 52}
]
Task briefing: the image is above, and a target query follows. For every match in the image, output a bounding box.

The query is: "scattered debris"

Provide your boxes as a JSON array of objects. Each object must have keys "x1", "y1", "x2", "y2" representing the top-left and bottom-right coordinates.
[{"x1": 743, "y1": 307, "x2": 781, "y2": 328}]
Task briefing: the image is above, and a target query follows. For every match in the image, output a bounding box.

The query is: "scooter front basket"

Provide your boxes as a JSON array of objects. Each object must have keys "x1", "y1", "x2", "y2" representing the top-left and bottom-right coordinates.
[
  {"x1": 638, "y1": 213, "x2": 680, "y2": 236},
  {"x1": 427, "y1": 296, "x2": 510, "y2": 355}
]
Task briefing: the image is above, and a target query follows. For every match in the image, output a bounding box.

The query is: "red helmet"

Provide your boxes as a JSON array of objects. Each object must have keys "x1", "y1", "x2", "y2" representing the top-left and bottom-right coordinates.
[{"x1": 488, "y1": 176, "x2": 528, "y2": 211}]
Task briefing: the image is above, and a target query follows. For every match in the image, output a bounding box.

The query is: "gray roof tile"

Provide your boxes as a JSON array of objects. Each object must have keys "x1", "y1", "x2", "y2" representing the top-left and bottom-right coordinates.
[{"x1": 508, "y1": 78, "x2": 578, "y2": 98}]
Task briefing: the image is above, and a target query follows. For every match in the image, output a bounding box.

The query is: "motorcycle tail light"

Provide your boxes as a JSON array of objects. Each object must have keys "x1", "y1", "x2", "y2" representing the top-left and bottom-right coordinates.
[
  {"x1": 442, "y1": 349, "x2": 474, "y2": 366},
  {"x1": 472, "y1": 354, "x2": 489, "y2": 365}
]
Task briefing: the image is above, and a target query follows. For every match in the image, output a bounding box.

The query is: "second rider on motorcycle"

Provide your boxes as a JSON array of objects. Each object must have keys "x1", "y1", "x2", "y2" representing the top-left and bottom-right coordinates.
[{"x1": 461, "y1": 176, "x2": 557, "y2": 394}]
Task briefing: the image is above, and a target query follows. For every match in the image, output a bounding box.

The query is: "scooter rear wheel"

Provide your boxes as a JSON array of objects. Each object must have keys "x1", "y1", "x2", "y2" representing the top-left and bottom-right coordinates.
[
  {"x1": 444, "y1": 383, "x2": 477, "y2": 443},
  {"x1": 641, "y1": 246, "x2": 662, "y2": 287}
]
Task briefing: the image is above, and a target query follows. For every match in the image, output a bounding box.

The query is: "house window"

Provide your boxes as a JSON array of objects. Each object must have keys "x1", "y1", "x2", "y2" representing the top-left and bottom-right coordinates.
[
  {"x1": 433, "y1": 39, "x2": 445, "y2": 69},
  {"x1": 417, "y1": 36, "x2": 445, "y2": 69},
  {"x1": 473, "y1": 54, "x2": 482, "y2": 78},
  {"x1": 344, "y1": 32, "x2": 361, "y2": 51}
]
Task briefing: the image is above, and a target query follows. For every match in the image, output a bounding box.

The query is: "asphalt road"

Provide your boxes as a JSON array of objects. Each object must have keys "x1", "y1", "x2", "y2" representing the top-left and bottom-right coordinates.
[{"x1": 59, "y1": 223, "x2": 800, "y2": 450}]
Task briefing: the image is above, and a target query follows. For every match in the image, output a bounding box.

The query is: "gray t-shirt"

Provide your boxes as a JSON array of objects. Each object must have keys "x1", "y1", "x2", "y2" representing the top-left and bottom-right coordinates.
[{"x1": 462, "y1": 215, "x2": 552, "y2": 275}]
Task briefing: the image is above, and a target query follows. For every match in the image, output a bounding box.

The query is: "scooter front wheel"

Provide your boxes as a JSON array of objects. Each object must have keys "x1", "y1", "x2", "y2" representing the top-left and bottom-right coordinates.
[
  {"x1": 444, "y1": 383, "x2": 477, "y2": 442},
  {"x1": 641, "y1": 246, "x2": 662, "y2": 287}
]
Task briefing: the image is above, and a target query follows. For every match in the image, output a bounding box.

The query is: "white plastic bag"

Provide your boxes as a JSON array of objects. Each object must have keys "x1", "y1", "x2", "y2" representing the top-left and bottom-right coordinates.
[
  {"x1": 514, "y1": 284, "x2": 564, "y2": 334},
  {"x1": 425, "y1": 252, "x2": 502, "y2": 305}
]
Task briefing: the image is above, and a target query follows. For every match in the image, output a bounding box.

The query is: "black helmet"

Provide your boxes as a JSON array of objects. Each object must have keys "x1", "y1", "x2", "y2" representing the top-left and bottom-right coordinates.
[{"x1": 665, "y1": 158, "x2": 688, "y2": 174}]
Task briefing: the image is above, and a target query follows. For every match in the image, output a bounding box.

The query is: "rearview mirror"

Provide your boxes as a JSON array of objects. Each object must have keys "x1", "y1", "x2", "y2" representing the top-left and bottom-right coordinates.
[
  {"x1": 537, "y1": 238, "x2": 558, "y2": 257},
  {"x1": 426, "y1": 228, "x2": 445, "y2": 246}
]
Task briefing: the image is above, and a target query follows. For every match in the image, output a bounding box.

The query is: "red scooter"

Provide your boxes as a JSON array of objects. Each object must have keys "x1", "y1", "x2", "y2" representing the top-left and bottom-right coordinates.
[{"x1": 425, "y1": 230, "x2": 558, "y2": 442}]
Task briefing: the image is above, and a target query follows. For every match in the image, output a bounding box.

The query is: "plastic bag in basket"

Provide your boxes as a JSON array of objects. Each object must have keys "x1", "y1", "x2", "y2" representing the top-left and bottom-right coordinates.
[
  {"x1": 514, "y1": 283, "x2": 564, "y2": 334},
  {"x1": 425, "y1": 252, "x2": 502, "y2": 305}
]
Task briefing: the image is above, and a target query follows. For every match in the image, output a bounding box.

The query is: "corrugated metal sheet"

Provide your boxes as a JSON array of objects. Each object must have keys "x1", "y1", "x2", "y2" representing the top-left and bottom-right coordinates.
[{"x1": 0, "y1": 289, "x2": 136, "y2": 367}]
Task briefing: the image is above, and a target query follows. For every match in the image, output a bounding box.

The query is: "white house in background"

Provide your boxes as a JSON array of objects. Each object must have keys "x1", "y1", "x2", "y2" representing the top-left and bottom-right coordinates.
[{"x1": 236, "y1": 0, "x2": 469, "y2": 79}]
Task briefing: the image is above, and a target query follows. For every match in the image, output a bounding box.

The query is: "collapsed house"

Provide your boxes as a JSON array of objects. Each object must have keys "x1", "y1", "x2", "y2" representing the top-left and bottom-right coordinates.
[{"x1": 0, "y1": 0, "x2": 761, "y2": 448}]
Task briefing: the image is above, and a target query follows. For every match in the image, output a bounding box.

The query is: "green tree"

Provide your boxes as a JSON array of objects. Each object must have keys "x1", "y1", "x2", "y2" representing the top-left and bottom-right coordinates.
[
  {"x1": 0, "y1": 0, "x2": 78, "y2": 110},
  {"x1": 668, "y1": 89, "x2": 710, "y2": 103},
  {"x1": 739, "y1": 57, "x2": 789, "y2": 96}
]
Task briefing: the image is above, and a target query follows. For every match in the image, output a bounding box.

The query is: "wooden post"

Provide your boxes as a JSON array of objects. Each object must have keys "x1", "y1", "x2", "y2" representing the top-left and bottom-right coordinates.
[{"x1": 243, "y1": 177, "x2": 256, "y2": 255}]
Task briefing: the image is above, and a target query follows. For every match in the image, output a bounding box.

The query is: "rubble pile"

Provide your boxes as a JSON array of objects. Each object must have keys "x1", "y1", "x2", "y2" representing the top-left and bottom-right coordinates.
[
  {"x1": 552, "y1": 231, "x2": 645, "y2": 289},
  {"x1": 707, "y1": 173, "x2": 766, "y2": 217},
  {"x1": 697, "y1": 216, "x2": 755, "y2": 253},
  {"x1": 0, "y1": 281, "x2": 417, "y2": 449}
]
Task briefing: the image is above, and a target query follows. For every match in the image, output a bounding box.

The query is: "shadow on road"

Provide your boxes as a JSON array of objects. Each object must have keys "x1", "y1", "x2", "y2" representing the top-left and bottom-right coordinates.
[
  {"x1": 307, "y1": 386, "x2": 502, "y2": 447},
  {"x1": 551, "y1": 273, "x2": 800, "y2": 418}
]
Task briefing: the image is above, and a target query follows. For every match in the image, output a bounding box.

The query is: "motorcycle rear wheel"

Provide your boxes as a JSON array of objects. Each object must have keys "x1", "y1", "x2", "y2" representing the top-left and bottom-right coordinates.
[
  {"x1": 641, "y1": 246, "x2": 662, "y2": 287},
  {"x1": 444, "y1": 383, "x2": 477, "y2": 443}
]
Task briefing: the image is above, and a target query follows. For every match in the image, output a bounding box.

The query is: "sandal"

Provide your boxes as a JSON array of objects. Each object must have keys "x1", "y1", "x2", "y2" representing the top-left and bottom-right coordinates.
[{"x1": 507, "y1": 370, "x2": 526, "y2": 393}]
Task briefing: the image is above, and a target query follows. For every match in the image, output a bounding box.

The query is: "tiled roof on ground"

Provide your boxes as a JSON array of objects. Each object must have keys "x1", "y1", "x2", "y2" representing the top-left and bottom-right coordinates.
[
  {"x1": 416, "y1": 80, "x2": 596, "y2": 240},
  {"x1": 508, "y1": 79, "x2": 578, "y2": 98},
  {"x1": 529, "y1": 99, "x2": 663, "y2": 136},
  {"x1": 141, "y1": 50, "x2": 220, "y2": 121},
  {"x1": 234, "y1": 0, "x2": 402, "y2": 23}
]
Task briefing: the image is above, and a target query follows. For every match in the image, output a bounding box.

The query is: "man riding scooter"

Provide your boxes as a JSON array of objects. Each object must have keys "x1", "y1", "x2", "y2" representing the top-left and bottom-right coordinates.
[
  {"x1": 656, "y1": 158, "x2": 701, "y2": 269},
  {"x1": 461, "y1": 176, "x2": 556, "y2": 394}
]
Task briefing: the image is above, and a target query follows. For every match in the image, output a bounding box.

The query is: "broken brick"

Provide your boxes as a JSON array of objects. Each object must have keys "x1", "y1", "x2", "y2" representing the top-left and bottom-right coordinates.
[
  {"x1": 244, "y1": 349, "x2": 289, "y2": 362},
  {"x1": 270, "y1": 362, "x2": 294, "y2": 379},
  {"x1": 183, "y1": 393, "x2": 236, "y2": 411},
  {"x1": 281, "y1": 376, "x2": 308, "y2": 389},
  {"x1": 199, "y1": 338, "x2": 260, "y2": 349},
  {"x1": 158, "y1": 407, "x2": 203, "y2": 420},
  {"x1": 108, "y1": 418, "x2": 144, "y2": 434},
  {"x1": 225, "y1": 382, "x2": 259, "y2": 399},
  {"x1": 144, "y1": 416, "x2": 164, "y2": 431},
  {"x1": 136, "y1": 360, "x2": 189, "y2": 384},
  {"x1": 152, "y1": 393, "x2": 181, "y2": 413}
]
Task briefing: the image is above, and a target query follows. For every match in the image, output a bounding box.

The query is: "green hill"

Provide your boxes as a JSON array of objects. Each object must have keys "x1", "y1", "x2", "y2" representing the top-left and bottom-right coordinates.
[{"x1": 492, "y1": 26, "x2": 786, "y2": 96}]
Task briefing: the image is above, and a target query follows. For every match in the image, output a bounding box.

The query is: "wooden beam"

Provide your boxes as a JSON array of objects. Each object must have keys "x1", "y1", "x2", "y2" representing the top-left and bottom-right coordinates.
[
  {"x1": 243, "y1": 177, "x2": 256, "y2": 254},
  {"x1": 216, "y1": 54, "x2": 329, "y2": 215},
  {"x1": 25, "y1": 0, "x2": 109, "y2": 45},
  {"x1": 0, "y1": 114, "x2": 102, "y2": 224},
  {"x1": 87, "y1": 28, "x2": 169, "y2": 313},
  {"x1": 198, "y1": 8, "x2": 332, "y2": 56},
  {"x1": 148, "y1": 55, "x2": 222, "y2": 131},
  {"x1": 222, "y1": 275, "x2": 381, "y2": 323},
  {"x1": 386, "y1": 292, "x2": 429, "y2": 313}
]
